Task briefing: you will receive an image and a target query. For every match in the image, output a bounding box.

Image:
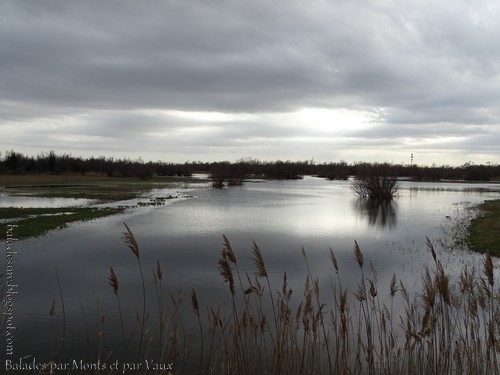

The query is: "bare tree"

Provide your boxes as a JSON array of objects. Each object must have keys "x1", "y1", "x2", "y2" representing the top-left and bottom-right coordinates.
[{"x1": 352, "y1": 165, "x2": 399, "y2": 200}]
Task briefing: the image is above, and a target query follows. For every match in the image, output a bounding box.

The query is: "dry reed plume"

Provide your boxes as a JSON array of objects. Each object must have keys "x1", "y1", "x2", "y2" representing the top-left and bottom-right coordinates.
[{"x1": 33, "y1": 228, "x2": 499, "y2": 375}]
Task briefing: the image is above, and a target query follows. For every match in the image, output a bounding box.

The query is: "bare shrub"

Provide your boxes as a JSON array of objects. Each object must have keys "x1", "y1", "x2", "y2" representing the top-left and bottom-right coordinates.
[{"x1": 352, "y1": 164, "x2": 399, "y2": 200}]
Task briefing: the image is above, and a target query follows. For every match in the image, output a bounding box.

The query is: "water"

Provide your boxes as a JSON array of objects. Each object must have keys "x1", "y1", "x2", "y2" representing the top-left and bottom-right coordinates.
[
  {"x1": 1, "y1": 177, "x2": 500, "y2": 365},
  {"x1": 0, "y1": 193, "x2": 96, "y2": 208}
]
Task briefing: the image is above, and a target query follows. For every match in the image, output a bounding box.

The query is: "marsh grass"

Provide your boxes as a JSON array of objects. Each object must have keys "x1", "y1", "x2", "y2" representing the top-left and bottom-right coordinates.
[
  {"x1": 112, "y1": 228, "x2": 499, "y2": 374},
  {"x1": 0, "y1": 174, "x2": 205, "y2": 239},
  {"x1": 0, "y1": 207, "x2": 125, "y2": 239},
  {"x1": 9, "y1": 226, "x2": 499, "y2": 374},
  {"x1": 467, "y1": 199, "x2": 500, "y2": 257}
]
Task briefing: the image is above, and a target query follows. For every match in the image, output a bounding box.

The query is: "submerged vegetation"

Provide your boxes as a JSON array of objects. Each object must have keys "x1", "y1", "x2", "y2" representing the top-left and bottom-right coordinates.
[
  {"x1": 0, "y1": 174, "x2": 203, "y2": 239},
  {"x1": 352, "y1": 165, "x2": 399, "y2": 200},
  {"x1": 0, "y1": 174, "x2": 201, "y2": 201},
  {"x1": 1, "y1": 150, "x2": 499, "y2": 373},
  {"x1": 4, "y1": 227, "x2": 497, "y2": 374},
  {"x1": 0, "y1": 207, "x2": 125, "y2": 239}
]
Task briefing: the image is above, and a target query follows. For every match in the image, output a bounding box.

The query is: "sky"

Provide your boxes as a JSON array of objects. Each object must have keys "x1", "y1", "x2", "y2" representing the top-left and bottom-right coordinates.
[{"x1": 1, "y1": 0, "x2": 500, "y2": 166}]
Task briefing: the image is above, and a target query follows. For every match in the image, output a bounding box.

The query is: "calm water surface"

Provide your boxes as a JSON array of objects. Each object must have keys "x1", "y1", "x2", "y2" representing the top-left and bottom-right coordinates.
[
  {"x1": 0, "y1": 193, "x2": 96, "y2": 208},
  {"x1": 1, "y1": 177, "x2": 500, "y2": 363}
]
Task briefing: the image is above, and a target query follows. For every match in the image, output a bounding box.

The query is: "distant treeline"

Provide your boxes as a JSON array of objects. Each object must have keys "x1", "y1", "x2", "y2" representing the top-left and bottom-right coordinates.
[{"x1": 1, "y1": 150, "x2": 499, "y2": 182}]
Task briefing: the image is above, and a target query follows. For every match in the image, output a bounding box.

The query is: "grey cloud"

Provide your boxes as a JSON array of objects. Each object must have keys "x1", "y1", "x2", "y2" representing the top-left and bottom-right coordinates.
[
  {"x1": 1, "y1": 1, "x2": 325, "y2": 111},
  {"x1": 0, "y1": 1, "x2": 441, "y2": 111},
  {"x1": 1, "y1": 1, "x2": 500, "y2": 164}
]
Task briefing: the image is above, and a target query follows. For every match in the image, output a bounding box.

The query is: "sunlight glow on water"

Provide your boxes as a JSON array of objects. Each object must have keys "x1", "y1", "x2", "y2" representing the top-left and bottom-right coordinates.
[{"x1": 1, "y1": 177, "x2": 499, "y2": 363}]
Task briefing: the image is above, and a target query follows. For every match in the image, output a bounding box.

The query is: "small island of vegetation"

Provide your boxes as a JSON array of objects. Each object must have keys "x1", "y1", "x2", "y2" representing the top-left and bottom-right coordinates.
[
  {"x1": 0, "y1": 150, "x2": 499, "y2": 374},
  {"x1": 1, "y1": 150, "x2": 499, "y2": 254}
]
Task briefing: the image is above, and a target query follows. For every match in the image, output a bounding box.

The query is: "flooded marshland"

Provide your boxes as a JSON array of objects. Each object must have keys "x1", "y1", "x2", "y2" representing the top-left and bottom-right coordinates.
[{"x1": 1, "y1": 177, "x2": 499, "y2": 369}]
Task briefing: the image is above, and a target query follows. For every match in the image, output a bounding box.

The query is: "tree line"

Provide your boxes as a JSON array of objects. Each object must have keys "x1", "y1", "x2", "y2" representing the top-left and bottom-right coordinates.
[
  {"x1": 0, "y1": 150, "x2": 194, "y2": 179},
  {"x1": 1, "y1": 150, "x2": 499, "y2": 182}
]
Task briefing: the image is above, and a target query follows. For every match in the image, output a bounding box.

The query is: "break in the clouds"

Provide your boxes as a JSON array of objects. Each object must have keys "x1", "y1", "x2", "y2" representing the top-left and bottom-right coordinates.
[{"x1": 1, "y1": 0, "x2": 500, "y2": 165}]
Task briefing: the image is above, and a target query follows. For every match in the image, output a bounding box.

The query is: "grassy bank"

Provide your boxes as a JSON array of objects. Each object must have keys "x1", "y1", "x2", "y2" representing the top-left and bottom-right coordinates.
[
  {"x1": 0, "y1": 174, "x2": 206, "y2": 239},
  {"x1": 0, "y1": 207, "x2": 125, "y2": 239},
  {"x1": 0, "y1": 174, "x2": 204, "y2": 201},
  {"x1": 468, "y1": 199, "x2": 500, "y2": 257}
]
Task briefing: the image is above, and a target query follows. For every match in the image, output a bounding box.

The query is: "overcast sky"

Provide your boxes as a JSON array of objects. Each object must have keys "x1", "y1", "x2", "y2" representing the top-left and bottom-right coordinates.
[{"x1": 1, "y1": 0, "x2": 500, "y2": 166}]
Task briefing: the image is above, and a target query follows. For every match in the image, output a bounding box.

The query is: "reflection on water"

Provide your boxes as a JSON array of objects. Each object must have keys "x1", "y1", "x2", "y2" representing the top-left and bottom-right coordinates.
[
  {"x1": 353, "y1": 199, "x2": 398, "y2": 229},
  {"x1": 0, "y1": 194, "x2": 96, "y2": 208},
  {"x1": 1, "y1": 178, "x2": 499, "y2": 365}
]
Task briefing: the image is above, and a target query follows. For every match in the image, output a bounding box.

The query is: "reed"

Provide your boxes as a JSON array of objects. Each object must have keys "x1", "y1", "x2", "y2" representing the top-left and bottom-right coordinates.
[
  {"x1": 32, "y1": 229, "x2": 499, "y2": 375},
  {"x1": 54, "y1": 269, "x2": 66, "y2": 359},
  {"x1": 122, "y1": 223, "x2": 147, "y2": 360},
  {"x1": 108, "y1": 266, "x2": 127, "y2": 358},
  {"x1": 153, "y1": 259, "x2": 166, "y2": 363}
]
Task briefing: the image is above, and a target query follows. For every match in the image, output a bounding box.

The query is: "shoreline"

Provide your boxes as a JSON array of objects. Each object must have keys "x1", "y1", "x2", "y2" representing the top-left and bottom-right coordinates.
[
  {"x1": 0, "y1": 174, "x2": 207, "y2": 239},
  {"x1": 466, "y1": 198, "x2": 500, "y2": 257}
]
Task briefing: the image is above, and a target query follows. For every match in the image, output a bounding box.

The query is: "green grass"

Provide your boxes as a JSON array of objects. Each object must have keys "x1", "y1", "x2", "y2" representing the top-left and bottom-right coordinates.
[
  {"x1": 0, "y1": 174, "x2": 206, "y2": 202},
  {"x1": 0, "y1": 207, "x2": 126, "y2": 239},
  {"x1": 0, "y1": 174, "x2": 207, "y2": 239},
  {"x1": 467, "y1": 199, "x2": 500, "y2": 257}
]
